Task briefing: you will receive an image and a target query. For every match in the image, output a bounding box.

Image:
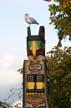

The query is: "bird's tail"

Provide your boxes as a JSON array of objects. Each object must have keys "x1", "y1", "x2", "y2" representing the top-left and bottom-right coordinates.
[{"x1": 36, "y1": 22, "x2": 39, "y2": 25}]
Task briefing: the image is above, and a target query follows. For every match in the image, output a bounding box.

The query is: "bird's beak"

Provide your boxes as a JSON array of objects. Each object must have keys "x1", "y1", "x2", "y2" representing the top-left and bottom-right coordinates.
[{"x1": 30, "y1": 40, "x2": 38, "y2": 58}]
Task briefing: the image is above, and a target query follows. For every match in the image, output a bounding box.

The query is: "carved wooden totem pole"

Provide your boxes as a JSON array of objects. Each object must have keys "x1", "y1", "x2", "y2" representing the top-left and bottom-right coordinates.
[{"x1": 23, "y1": 26, "x2": 49, "y2": 108}]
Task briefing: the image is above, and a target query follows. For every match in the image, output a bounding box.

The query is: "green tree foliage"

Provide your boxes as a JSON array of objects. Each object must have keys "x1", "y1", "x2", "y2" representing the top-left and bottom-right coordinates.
[
  {"x1": 47, "y1": 46, "x2": 71, "y2": 108},
  {"x1": 0, "y1": 101, "x2": 22, "y2": 108},
  {"x1": 49, "y1": 0, "x2": 71, "y2": 46},
  {"x1": 0, "y1": 101, "x2": 12, "y2": 108}
]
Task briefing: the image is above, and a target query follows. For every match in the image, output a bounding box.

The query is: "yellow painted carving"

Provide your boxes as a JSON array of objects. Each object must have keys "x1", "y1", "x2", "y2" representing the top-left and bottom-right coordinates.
[
  {"x1": 36, "y1": 82, "x2": 44, "y2": 89},
  {"x1": 30, "y1": 40, "x2": 38, "y2": 57},
  {"x1": 27, "y1": 82, "x2": 35, "y2": 89}
]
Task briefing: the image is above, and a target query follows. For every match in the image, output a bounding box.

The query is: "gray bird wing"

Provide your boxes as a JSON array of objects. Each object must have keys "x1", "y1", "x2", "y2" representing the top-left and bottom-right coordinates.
[{"x1": 29, "y1": 16, "x2": 39, "y2": 24}]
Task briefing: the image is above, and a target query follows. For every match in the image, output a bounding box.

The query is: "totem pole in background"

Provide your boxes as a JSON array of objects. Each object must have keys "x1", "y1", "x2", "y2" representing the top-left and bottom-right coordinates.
[{"x1": 23, "y1": 26, "x2": 49, "y2": 108}]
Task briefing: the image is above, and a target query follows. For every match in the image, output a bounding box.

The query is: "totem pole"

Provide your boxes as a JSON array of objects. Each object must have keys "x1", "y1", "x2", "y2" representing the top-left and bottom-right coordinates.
[{"x1": 23, "y1": 26, "x2": 49, "y2": 108}]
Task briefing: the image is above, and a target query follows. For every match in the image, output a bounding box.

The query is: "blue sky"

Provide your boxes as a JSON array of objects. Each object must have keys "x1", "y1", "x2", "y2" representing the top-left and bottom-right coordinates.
[{"x1": 0, "y1": 0, "x2": 71, "y2": 104}]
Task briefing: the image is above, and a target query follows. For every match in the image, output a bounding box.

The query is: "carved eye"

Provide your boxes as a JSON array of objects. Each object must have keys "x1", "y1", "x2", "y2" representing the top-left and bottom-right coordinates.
[
  {"x1": 35, "y1": 64, "x2": 42, "y2": 70},
  {"x1": 27, "y1": 75, "x2": 33, "y2": 82},
  {"x1": 29, "y1": 64, "x2": 42, "y2": 70},
  {"x1": 37, "y1": 75, "x2": 42, "y2": 82},
  {"x1": 29, "y1": 65, "x2": 34, "y2": 70},
  {"x1": 37, "y1": 75, "x2": 44, "y2": 82}
]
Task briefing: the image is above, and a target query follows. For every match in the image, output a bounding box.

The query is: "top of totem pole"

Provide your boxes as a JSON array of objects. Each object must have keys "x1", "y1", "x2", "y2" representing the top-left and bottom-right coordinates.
[
  {"x1": 27, "y1": 26, "x2": 45, "y2": 37},
  {"x1": 27, "y1": 26, "x2": 45, "y2": 58}
]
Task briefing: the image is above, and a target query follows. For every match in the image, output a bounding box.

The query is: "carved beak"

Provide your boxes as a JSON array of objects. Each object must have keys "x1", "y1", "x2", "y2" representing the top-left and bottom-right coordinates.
[{"x1": 30, "y1": 40, "x2": 38, "y2": 58}]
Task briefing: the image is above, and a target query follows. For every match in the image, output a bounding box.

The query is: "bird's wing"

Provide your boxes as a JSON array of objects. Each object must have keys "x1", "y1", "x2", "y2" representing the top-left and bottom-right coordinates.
[
  {"x1": 25, "y1": 17, "x2": 31, "y2": 24},
  {"x1": 29, "y1": 16, "x2": 39, "y2": 24}
]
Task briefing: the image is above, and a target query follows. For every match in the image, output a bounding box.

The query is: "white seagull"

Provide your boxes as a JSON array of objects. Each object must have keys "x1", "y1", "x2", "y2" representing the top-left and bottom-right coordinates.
[{"x1": 25, "y1": 13, "x2": 39, "y2": 26}]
